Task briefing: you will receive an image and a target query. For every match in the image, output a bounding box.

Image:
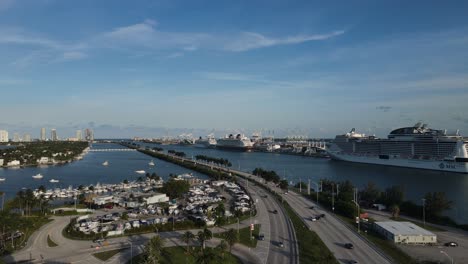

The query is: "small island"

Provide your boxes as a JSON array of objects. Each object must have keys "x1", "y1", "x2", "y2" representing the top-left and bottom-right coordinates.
[{"x1": 0, "y1": 141, "x2": 89, "y2": 168}]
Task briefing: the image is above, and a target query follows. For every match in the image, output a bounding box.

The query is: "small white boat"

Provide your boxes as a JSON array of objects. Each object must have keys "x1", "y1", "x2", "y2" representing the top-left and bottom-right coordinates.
[
  {"x1": 148, "y1": 160, "x2": 155, "y2": 166},
  {"x1": 32, "y1": 173, "x2": 43, "y2": 179},
  {"x1": 0, "y1": 178, "x2": 5, "y2": 182},
  {"x1": 49, "y1": 179, "x2": 59, "y2": 183},
  {"x1": 102, "y1": 161, "x2": 109, "y2": 166},
  {"x1": 135, "y1": 170, "x2": 146, "y2": 174}
]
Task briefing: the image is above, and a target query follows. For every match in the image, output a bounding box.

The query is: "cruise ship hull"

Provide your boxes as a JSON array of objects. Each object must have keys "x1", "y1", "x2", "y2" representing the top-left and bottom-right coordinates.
[
  {"x1": 328, "y1": 152, "x2": 468, "y2": 174},
  {"x1": 216, "y1": 145, "x2": 253, "y2": 151}
]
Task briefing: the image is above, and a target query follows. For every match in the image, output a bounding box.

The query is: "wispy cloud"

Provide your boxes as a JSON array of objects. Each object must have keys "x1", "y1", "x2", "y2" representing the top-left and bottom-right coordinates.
[
  {"x1": 98, "y1": 19, "x2": 344, "y2": 53},
  {"x1": 62, "y1": 51, "x2": 87, "y2": 61},
  {"x1": 224, "y1": 30, "x2": 345, "y2": 52}
]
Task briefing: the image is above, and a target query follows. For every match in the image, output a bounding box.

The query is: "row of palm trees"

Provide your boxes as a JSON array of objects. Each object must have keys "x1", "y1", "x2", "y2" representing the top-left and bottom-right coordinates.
[
  {"x1": 10, "y1": 189, "x2": 49, "y2": 216},
  {"x1": 141, "y1": 227, "x2": 239, "y2": 264}
]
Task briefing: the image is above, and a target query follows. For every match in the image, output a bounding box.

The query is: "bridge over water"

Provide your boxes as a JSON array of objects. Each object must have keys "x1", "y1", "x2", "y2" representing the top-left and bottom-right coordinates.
[{"x1": 88, "y1": 148, "x2": 136, "y2": 152}]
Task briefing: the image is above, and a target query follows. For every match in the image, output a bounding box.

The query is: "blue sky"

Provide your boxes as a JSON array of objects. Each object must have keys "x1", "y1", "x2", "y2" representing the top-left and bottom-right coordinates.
[{"x1": 0, "y1": 0, "x2": 467, "y2": 138}]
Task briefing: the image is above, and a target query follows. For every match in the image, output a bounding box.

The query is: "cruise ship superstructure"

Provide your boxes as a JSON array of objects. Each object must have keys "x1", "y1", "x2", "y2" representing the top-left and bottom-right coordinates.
[
  {"x1": 216, "y1": 134, "x2": 254, "y2": 151},
  {"x1": 328, "y1": 123, "x2": 468, "y2": 173},
  {"x1": 195, "y1": 134, "x2": 217, "y2": 148}
]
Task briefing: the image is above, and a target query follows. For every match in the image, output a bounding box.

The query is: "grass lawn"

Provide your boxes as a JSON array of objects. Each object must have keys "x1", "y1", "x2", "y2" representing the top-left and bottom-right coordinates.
[
  {"x1": 47, "y1": 235, "x2": 58, "y2": 247},
  {"x1": 214, "y1": 224, "x2": 261, "y2": 248},
  {"x1": 282, "y1": 201, "x2": 339, "y2": 264},
  {"x1": 130, "y1": 246, "x2": 242, "y2": 264},
  {"x1": 93, "y1": 249, "x2": 124, "y2": 261}
]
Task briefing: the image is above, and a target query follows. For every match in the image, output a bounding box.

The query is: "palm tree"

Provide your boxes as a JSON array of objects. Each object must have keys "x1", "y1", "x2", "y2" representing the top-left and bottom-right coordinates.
[
  {"x1": 143, "y1": 235, "x2": 165, "y2": 264},
  {"x1": 216, "y1": 240, "x2": 228, "y2": 259},
  {"x1": 181, "y1": 231, "x2": 195, "y2": 253},
  {"x1": 224, "y1": 228, "x2": 238, "y2": 253},
  {"x1": 195, "y1": 247, "x2": 217, "y2": 264},
  {"x1": 197, "y1": 228, "x2": 212, "y2": 251}
]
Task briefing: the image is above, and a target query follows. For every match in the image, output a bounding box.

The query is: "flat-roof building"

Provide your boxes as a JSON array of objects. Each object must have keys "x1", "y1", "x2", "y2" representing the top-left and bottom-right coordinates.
[{"x1": 374, "y1": 221, "x2": 437, "y2": 244}]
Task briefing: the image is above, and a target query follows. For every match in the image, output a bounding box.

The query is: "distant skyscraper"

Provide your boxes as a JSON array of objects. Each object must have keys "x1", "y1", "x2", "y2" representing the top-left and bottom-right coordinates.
[
  {"x1": 13, "y1": 133, "x2": 20, "y2": 142},
  {"x1": 23, "y1": 134, "x2": 31, "y2": 142},
  {"x1": 0, "y1": 130, "x2": 8, "y2": 142},
  {"x1": 41, "y1": 128, "x2": 46, "y2": 141},
  {"x1": 76, "y1": 130, "x2": 82, "y2": 141},
  {"x1": 51, "y1": 129, "x2": 58, "y2": 141},
  {"x1": 85, "y1": 128, "x2": 94, "y2": 141}
]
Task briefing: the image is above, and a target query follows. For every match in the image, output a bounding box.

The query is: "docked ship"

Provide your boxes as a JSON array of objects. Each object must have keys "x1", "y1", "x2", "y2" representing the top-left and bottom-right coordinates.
[
  {"x1": 216, "y1": 134, "x2": 254, "y2": 151},
  {"x1": 194, "y1": 134, "x2": 217, "y2": 148},
  {"x1": 328, "y1": 123, "x2": 468, "y2": 173}
]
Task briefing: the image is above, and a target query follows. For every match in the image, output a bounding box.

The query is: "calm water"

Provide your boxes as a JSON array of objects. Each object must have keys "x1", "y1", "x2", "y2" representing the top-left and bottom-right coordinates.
[{"x1": 1, "y1": 142, "x2": 467, "y2": 223}]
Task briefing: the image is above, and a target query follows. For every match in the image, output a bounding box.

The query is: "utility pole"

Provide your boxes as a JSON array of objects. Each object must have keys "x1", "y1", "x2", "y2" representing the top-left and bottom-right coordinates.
[
  {"x1": 332, "y1": 183, "x2": 335, "y2": 213},
  {"x1": 353, "y1": 188, "x2": 360, "y2": 233},
  {"x1": 299, "y1": 177, "x2": 302, "y2": 193},
  {"x1": 308, "y1": 179, "x2": 311, "y2": 195}
]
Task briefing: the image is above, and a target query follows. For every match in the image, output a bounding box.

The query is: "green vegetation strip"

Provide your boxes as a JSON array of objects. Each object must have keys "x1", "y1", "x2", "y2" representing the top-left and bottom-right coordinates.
[
  {"x1": 282, "y1": 200, "x2": 339, "y2": 264},
  {"x1": 215, "y1": 224, "x2": 261, "y2": 248},
  {"x1": 93, "y1": 249, "x2": 124, "y2": 261},
  {"x1": 47, "y1": 235, "x2": 58, "y2": 247},
  {"x1": 130, "y1": 246, "x2": 241, "y2": 264}
]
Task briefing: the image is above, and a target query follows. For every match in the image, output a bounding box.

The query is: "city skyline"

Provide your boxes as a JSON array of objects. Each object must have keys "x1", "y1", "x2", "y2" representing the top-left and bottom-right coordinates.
[{"x1": 0, "y1": 1, "x2": 467, "y2": 137}]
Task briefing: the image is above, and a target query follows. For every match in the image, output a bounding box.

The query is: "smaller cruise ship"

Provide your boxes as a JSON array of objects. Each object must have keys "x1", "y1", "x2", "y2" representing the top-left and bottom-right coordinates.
[
  {"x1": 216, "y1": 134, "x2": 254, "y2": 151},
  {"x1": 195, "y1": 134, "x2": 217, "y2": 148}
]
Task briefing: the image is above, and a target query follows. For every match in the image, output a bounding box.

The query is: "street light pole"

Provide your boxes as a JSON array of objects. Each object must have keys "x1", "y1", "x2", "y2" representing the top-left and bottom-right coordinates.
[
  {"x1": 440, "y1": 250, "x2": 453, "y2": 264},
  {"x1": 422, "y1": 198, "x2": 426, "y2": 227},
  {"x1": 129, "y1": 241, "x2": 133, "y2": 264},
  {"x1": 332, "y1": 183, "x2": 335, "y2": 213},
  {"x1": 352, "y1": 188, "x2": 360, "y2": 233}
]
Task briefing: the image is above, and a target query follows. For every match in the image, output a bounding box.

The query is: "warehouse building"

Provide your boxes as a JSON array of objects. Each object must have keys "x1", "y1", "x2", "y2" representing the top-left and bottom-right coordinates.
[{"x1": 374, "y1": 221, "x2": 437, "y2": 244}]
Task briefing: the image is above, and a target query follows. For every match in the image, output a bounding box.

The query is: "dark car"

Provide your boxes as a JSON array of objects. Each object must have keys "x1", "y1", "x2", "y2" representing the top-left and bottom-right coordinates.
[
  {"x1": 273, "y1": 209, "x2": 278, "y2": 214},
  {"x1": 320, "y1": 213, "x2": 325, "y2": 218},
  {"x1": 444, "y1": 242, "x2": 458, "y2": 247},
  {"x1": 258, "y1": 234, "x2": 265, "y2": 241},
  {"x1": 278, "y1": 241, "x2": 284, "y2": 248},
  {"x1": 93, "y1": 238, "x2": 105, "y2": 243},
  {"x1": 344, "y1": 243, "x2": 354, "y2": 249},
  {"x1": 309, "y1": 206, "x2": 314, "y2": 209}
]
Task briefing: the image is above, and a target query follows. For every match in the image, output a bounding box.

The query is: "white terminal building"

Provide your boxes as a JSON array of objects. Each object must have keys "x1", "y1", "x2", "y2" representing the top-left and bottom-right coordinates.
[
  {"x1": 374, "y1": 221, "x2": 437, "y2": 245},
  {"x1": 0, "y1": 130, "x2": 8, "y2": 142}
]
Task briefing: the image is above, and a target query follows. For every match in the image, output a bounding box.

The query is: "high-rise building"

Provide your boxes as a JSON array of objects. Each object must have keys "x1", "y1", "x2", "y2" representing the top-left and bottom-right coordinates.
[
  {"x1": 13, "y1": 133, "x2": 21, "y2": 142},
  {"x1": 41, "y1": 128, "x2": 46, "y2": 141},
  {"x1": 23, "y1": 134, "x2": 31, "y2": 142},
  {"x1": 85, "y1": 128, "x2": 94, "y2": 141},
  {"x1": 0, "y1": 130, "x2": 8, "y2": 142},
  {"x1": 76, "y1": 130, "x2": 82, "y2": 141},
  {"x1": 51, "y1": 129, "x2": 58, "y2": 141}
]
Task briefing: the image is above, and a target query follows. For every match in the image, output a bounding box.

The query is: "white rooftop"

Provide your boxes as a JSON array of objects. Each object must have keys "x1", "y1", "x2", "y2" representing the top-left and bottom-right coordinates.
[{"x1": 375, "y1": 221, "x2": 435, "y2": 236}]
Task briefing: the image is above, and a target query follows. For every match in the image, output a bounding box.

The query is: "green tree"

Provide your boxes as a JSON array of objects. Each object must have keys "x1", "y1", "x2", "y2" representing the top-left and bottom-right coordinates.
[
  {"x1": 383, "y1": 185, "x2": 405, "y2": 206},
  {"x1": 195, "y1": 247, "x2": 217, "y2": 264},
  {"x1": 223, "y1": 228, "x2": 238, "y2": 253},
  {"x1": 279, "y1": 179, "x2": 289, "y2": 190},
  {"x1": 143, "y1": 235, "x2": 165, "y2": 264},
  {"x1": 162, "y1": 179, "x2": 190, "y2": 199},
  {"x1": 390, "y1": 204, "x2": 400, "y2": 218},
  {"x1": 197, "y1": 228, "x2": 212, "y2": 251},
  {"x1": 216, "y1": 240, "x2": 228, "y2": 260},
  {"x1": 424, "y1": 192, "x2": 453, "y2": 217},
  {"x1": 359, "y1": 182, "x2": 381, "y2": 205},
  {"x1": 181, "y1": 231, "x2": 195, "y2": 253}
]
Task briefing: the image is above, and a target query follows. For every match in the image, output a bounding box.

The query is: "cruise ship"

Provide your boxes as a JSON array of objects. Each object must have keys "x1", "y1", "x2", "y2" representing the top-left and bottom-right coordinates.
[
  {"x1": 328, "y1": 123, "x2": 468, "y2": 173},
  {"x1": 216, "y1": 134, "x2": 254, "y2": 151},
  {"x1": 194, "y1": 134, "x2": 217, "y2": 148}
]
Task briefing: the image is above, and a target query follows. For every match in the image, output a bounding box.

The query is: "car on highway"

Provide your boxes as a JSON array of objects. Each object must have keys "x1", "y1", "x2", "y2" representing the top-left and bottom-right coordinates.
[
  {"x1": 310, "y1": 217, "x2": 317, "y2": 221},
  {"x1": 348, "y1": 260, "x2": 358, "y2": 264},
  {"x1": 258, "y1": 234, "x2": 265, "y2": 241},
  {"x1": 444, "y1": 241, "x2": 458, "y2": 247},
  {"x1": 309, "y1": 206, "x2": 314, "y2": 209},
  {"x1": 278, "y1": 241, "x2": 284, "y2": 248},
  {"x1": 320, "y1": 213, "x2": 325, "y2": 218},
  {"x1": 273, "y1": 209, "x2": 278, "y2": 214},
  {"x1": 93, "y1": 238, "x2": 106, "y2": 243},
  {"x1": 344, "y1": 243, "x2": 354, "y2": 249}
]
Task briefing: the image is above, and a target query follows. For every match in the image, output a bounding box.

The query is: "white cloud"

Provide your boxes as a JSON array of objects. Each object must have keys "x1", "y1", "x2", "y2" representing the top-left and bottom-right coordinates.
[
  {"x1": 62, "y1": 51, "x2": 87, "y2": 61},
  {"x1": 224, "y1": 30, "x2": 345, "y2": 52},
  {"x1": 98, "y1": 20, "x2": 344, "y2": 52}
]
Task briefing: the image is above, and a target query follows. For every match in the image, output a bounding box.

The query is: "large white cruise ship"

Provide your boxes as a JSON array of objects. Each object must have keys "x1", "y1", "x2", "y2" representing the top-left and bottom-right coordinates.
[
  {"x1": 327, "y1": 123, "x2": 468, "y2": 173},
  {"x1": 194, "y1": 134, "x2": 217, "y2": 148},
  {"x1": 216, "y1": 134, "x2": 254, "y2": 151}
]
